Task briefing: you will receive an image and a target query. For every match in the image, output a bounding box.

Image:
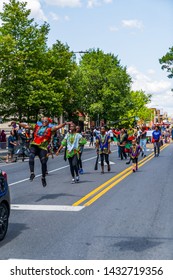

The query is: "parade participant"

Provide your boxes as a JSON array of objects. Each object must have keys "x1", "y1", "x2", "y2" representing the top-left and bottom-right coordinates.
[
  {"x1": 112, "y1": 128, "x2": 121, "y2": 157},
  {"x1": 56, "y1": 123, "x2": 87, "y2": 184},
  {"x1": 152, "y1": 126, "x2": 162, "y2": 157},
  {"x1": 171, "y1": 127, "x2": 173, "y2": 141},
  {"x1": 129, "y1": 139, "x2": 142, "y2": 172},
  {"x1": 139, "y1": 125, "x2": 147, "y2": 157},
  {"x1": 117, "y1": 128, "x2": 128, "y2": 160},
  {"x1": 96, "y1": 126, "x2": 111, "y2": 174},
  {"x1": 19, "y1": 117, "x2": 70, "y2": 187},
  {"x1": 89, "y1": 129, "x2": 94, "y2": 147},
  {"x1": 76, "y1": 125, "x2": 85, "y2": 174}
]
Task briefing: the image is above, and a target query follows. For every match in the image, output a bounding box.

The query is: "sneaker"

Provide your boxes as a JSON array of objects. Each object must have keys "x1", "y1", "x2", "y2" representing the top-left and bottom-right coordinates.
[
  {"x1": 144, "y1": 155, "x2": 146, "y2": 158},
  {"x1": 30, "y1": 173, "x2": 35, "y2": 181},
  {"x1": 107, "y1": 165, "x2": 111, "y2": 172},
  {"x1": 76, "y1": 176, "x2": 80, "y2": 182},
  {"x1": 41, "y1": 177, "x2": 47, "y2": 187},
  {"x1": 141, "y1": 151, "x2": 144, "y2": 157},
  {"x1": 133, "y1": 169, "x2": 136, "y2": 173},
  {"x1": 79, "y1": 168, "x2": 84, "y2": 174},
  {"x1": 71, "y1": 178, "x2": 75, "y2": 184}
]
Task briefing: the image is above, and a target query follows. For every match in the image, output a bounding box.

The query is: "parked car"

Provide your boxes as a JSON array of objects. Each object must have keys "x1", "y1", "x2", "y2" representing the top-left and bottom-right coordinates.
[{"x1": 0, "y1": 170, "x2": 10, "y2": 241}]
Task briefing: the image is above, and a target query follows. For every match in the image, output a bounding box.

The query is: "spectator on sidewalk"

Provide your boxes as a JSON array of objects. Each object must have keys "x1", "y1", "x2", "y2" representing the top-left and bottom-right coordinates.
[
  {"x1": 6, "y1": 130, "x2": 17, "y2": 163},
  {"x1": 0, "y1": 130, "x2": 6, "y2": 149}
]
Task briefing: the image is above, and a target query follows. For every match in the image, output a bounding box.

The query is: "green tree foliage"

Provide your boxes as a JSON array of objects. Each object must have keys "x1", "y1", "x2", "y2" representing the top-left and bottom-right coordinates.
[
  {"x1": 121, "y1": 90, "x2": 152, "y2": 126},
  {"x1": 0, "y1": 0, "x2": 76, "y2": 121},
  {"x1": 0, "y1": 0, "x2": 50, "y2": 120},
  {"x1": 46, "y1": 41, "x2": 77, "y2": 120},
  {"x1": 74, "y1": 49, "x2": 132, "y2": 123},
  {"x1": 159, "y1": 46, "x2": 173, "y2": 80},
  {"x1": 0, "y1": 0, "x2": 153, "y2": 125}
]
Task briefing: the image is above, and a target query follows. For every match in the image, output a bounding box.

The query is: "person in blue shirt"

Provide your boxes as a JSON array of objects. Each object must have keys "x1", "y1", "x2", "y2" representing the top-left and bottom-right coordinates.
[
  {"x1": 152, "y1": 126, "x2": 162, "y2": 157},
  {"x1": 6, "y1": 130, "x2": 17, "y2": 163}
]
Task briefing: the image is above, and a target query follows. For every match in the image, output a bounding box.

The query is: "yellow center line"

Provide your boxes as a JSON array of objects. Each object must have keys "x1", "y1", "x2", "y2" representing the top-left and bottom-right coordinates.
[
  {"x1": 73, "y1": 151, "x2": 153, "y2": 206},
  {"x1": 73, "y1": 144, "x2": 168, "y2": 207},
  {"x1": 84, "y1": 144, "x2": 169, "y2": 207}
]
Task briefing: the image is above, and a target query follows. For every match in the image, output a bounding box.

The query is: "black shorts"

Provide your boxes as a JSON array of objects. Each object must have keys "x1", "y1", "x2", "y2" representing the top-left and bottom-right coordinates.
[{"x1": 131, "y1": 157, "x2": 138, "y2": 164}]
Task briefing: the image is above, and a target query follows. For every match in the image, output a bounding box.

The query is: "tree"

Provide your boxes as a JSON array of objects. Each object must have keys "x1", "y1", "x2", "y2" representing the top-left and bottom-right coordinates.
[
  {"x1": 74, "y1": 49, "x2": 132, "y2": 124},
  {"x1": 46, "y1": 41, "x2": 77, "y2": 120},
  {"x1": 123, "y1": 90, "x2": 152, "y2": 126},
  {"x1": 159, "y1": 46, "x2": 173, "y2": 81},
  {"x1": 0, "y1": 0, "x2": 51, "y2": 120}
]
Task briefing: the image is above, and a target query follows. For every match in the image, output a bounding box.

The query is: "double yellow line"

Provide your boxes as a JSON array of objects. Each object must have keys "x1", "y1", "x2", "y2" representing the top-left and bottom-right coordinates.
[{"x1": 73, "y1": 144, "x2": 169, "y2": 207}]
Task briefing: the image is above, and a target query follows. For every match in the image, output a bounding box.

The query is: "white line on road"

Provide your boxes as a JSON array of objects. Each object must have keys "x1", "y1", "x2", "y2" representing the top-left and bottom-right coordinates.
[
  {"x1": 11, "y1": 204, "x2": 85, "y2": 212},
  {"x1": 9, "y1": 154, "x2": 117, "y2": 186}
]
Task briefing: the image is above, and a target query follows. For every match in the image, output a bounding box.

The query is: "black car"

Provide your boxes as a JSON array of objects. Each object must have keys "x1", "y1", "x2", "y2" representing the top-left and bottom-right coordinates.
[{"x1": 0, "y1": 170, "x2": 10, "y2": 241}]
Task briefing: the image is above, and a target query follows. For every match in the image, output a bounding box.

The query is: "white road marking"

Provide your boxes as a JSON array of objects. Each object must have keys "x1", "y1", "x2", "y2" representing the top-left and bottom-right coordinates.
[
  {"x1": 99, "y1": 161, "x2": 116, "y2": 165},
  {"x1": 8, "y1": 152, "x2": 117, "y2": 186},
  {"x1": 11, "y1": 204, "x2": 85, "y2": 212}
]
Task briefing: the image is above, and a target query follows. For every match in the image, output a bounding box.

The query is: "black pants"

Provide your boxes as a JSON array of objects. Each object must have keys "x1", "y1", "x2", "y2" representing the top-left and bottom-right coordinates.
[
  {"x1": 68, "y1": 154, "x2": 79, "y2": 178},
  {"x1": 120, "y1": 146, "x2": 127, "y2": 159},
  {"x1": 29, "y1": 145, "x2": 48, "y2": 178},
  {"x1": 132, "y1": 157, "x2": 138, "y2": 164},
  {"x1": 78, "y1": 152, "x2": 83, "y2": 169},
  {"x1": 154, "y1": 141, "x2": 160, "y2": 155},
  {"x1": 100, "y1": 153, "x2": 109, "y2": 167}
]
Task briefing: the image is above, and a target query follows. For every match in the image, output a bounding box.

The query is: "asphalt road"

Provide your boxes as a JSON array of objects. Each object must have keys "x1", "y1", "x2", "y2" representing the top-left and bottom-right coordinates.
[{"x1": 0, "y1": 143, "x2": 173, "y2": 260}]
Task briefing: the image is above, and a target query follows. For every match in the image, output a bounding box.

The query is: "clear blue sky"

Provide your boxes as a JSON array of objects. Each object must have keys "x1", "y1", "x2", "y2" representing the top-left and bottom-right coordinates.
[{"x1": 1, "y1": 0, "x2": 173, "y2": 115}]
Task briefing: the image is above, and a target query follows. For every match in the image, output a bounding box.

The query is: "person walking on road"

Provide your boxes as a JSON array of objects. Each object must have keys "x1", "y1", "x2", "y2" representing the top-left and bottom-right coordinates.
[
  {"x1": 129, "y1": 139, "x2": 142, "y2": 172},
  {"x1": 96, "y1": 126, "x2": 111, "y2": 174},
  {"x1": 118, "y1": 128, "x2": 128, "y2": 160},
  {"x1": 152, "y1": 126, "x2": 162, "y2": 157},
  {"x1": 139, "y1": 125, "x2": 147, "y2": 157},
  {"x1": 56, "y1": 123, "x2": 87, "y2": 184},
  {"x1": 76, "y1": 125, "x2": 85, "y2": 174},
  {"x1": 19, "y1": 117, "x2": 70, "y2": 187}
]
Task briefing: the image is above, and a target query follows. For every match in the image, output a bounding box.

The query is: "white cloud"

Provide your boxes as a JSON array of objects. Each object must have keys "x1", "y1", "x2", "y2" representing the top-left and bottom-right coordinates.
[
  {"x1": 0, "y1": 0, "x2": 9, "y2": 12},
  {"x1": 104, "y1": 0, "x2": 112, "y2": 3},
  {"x1": 45, "y1": 0, "x2": 82, "y2": 8},
  {"x1": 122, "y1": 19, "x2": 143, "y2": 30},
  {"x1": 48, "y1": 13, "x2": 70, "y2": 22},
  {"x1": 87, "y1": 0, "x2": 112, "y2": 8},
  {"x1": 49, "y1": 12, "x2": 60, "y2": 21},
  {"x1": 127, "y1": 66, "x2": 173, "y2": 114},
  {"x1": 27, "y1": 0, "x2": 47, "y2": 21},
  {"x1": 0, "y1": 0, "x2": 47, "y2": 21},
  {"x1": 87, "y1": 0, "x2": 100, "y2": 8},
  {"x1": 128, "y1": 66, "x2": 171, "y2": 94},
  {"x1": 147, "y1": 69, "x2": 155, "y2": 75}
]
